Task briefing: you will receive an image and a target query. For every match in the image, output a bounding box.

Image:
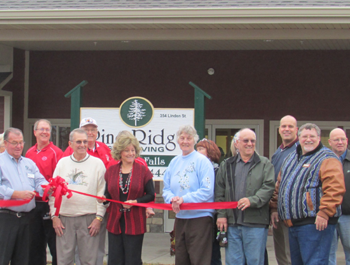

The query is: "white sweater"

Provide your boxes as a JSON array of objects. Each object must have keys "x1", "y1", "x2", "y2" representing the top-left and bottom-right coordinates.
[{"x1": 49, "y1": 154, "x2": 106, "y2": 217}]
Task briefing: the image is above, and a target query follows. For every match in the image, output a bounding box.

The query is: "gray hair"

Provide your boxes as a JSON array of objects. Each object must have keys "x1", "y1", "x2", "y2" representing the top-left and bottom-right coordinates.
[
  {"x1": 230, "y1": 132, "x2": 239, "y2": 156},
  {"x1": 69, "y1": 128, "x2": 87, "y2": 142},
  {"x1": 4, "y1": 128, "x2": 23, "y2": 141},
  {"x1": 34, "y1": 119, "x2": 52, "y2": 131},
  {"x1": 176, "y1": 124, "x2": 199, "y2": 144},
  {"x1": 235, "y1": 128, "x2": 259, "y2": 155},
  {"x1": 298, "y1": 123, "x2": 321, "y2": 137}
]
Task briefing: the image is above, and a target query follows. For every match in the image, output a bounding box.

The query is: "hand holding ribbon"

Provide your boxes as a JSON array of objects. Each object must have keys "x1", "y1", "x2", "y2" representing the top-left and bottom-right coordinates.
[
  {"x1": 1, "y1": 178, "x2": 237, "y2": 214},
  {"x1": 42, "y1": 176, "x2": 72, "y2": 216}
]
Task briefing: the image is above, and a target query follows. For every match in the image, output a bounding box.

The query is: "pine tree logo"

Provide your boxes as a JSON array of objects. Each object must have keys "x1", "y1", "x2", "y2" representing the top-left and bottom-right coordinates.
[
  {"x1": 120, "y1": 97, "x2": 154, "y2": 127},
  {"x1": 127, "y1": 99, "x2": 146, "y2": 126}
]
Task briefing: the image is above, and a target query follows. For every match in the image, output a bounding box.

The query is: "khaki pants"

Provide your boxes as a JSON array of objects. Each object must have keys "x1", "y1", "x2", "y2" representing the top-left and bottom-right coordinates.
[
  {"x1": 273, "y1": 221, "x2": 291, "y2": 265},
  {"x1": 56, "y1": 214, "x2": 100, "y2": 265},
  {"x1": 75, "y1": 213, "x2": 108, "y2": 265}
]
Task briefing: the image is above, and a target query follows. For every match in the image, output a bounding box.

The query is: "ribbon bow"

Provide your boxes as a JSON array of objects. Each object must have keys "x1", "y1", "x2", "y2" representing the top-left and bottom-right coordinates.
[{"x1": 42, "y1": 176, "x2": 73, "y2": 216}]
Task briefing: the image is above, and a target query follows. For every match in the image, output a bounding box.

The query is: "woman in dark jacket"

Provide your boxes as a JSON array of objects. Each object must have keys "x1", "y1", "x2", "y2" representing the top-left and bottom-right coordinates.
[{"x1": 104, "y1": 134, "x2": 155, "y2": 265}]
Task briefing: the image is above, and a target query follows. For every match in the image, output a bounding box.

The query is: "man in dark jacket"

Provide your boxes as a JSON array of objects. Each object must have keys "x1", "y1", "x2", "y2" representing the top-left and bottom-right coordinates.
[
  {"x1": 328, "y1": 128, "x2": 350, "y2": 265},
  {"x1": 215, "y1": 128, "x2": 275, "y2": 265}
]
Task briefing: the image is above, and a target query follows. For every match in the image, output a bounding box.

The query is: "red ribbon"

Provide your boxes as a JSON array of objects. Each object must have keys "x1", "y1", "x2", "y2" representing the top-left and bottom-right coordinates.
[
  {"x1": 70, "y1": 190, "x2": 237, "y2": 210},
  {"x1": 0, "y1": 199, "x2": 31, "y2": 207},
  {"x1": 42, "y1": 176, "x2": 73, "y2": 216},
  {"x1": 1, "y1": 178, "x2": 238, "y2": 212}
]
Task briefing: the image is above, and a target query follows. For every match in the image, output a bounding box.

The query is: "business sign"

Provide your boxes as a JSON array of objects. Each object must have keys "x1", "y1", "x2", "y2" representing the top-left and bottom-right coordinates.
[{"x1": 81, "y1": 97, "x2": 194, "y2": 181}]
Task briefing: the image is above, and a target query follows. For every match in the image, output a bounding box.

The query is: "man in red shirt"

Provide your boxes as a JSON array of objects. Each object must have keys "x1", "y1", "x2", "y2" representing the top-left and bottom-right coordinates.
[{"x1": 26, "y1": 119, "x2": 63, "y2": 265}]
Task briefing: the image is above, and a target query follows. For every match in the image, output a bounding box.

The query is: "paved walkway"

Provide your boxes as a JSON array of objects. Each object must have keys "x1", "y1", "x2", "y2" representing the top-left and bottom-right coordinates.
[
  {"x1": 47, "y1": 233, "x2": 346, "y2": 264},
  {"x1": 141, "y1": 233, "x2": 346, "y2": 265}
]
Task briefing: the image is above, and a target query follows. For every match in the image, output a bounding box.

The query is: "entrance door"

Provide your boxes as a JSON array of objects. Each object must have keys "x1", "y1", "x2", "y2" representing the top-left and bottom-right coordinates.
[{"x1": 209, "y1": 120, "x2": 264, "y2": 157}]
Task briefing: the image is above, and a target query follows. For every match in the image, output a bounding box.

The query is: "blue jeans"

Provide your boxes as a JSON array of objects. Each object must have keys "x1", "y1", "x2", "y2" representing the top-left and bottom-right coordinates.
[
  {"x1": 329, "y1": 215, "x2": 350, "y2": 265},
  {"x1": 289, "y1": 223, "x2": 335, "y2": 265},
  {"x1": 226, "y1": 226, "x2": 268, "y2": 265}
]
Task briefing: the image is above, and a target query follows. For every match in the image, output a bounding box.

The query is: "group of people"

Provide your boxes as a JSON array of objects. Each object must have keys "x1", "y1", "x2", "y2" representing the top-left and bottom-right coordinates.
[
  {"x1": 0, "y1": 115, "x2": 349, "y2": 265},
  {"x1": 163, "y1": 116, "x2": 349, "y2": 265},
  {"x1": 0, "y1": 118, "x2": 154, "y2": 265}
]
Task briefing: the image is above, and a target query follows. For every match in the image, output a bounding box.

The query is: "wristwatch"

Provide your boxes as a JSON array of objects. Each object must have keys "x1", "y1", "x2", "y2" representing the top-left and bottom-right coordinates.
[{"x1": 96, "y1": 216, "x2": 103, "y2": 222}]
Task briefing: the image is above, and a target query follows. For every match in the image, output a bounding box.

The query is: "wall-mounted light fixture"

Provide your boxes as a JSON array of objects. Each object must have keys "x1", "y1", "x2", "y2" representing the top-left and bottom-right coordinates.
[{"x1": 207, "y1": 68, "x2": 215, "y2": 75}]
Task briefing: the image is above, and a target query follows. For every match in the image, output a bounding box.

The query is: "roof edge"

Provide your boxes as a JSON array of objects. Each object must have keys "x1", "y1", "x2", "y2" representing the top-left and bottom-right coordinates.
[{"x1": 1, "y1": 7, "x2": 350, "y2": 19}]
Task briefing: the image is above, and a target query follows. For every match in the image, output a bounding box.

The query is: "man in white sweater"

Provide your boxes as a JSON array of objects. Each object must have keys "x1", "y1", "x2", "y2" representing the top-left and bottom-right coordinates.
[{"x1": 49, "y1": 128, "x2": 106, "y2": 265}]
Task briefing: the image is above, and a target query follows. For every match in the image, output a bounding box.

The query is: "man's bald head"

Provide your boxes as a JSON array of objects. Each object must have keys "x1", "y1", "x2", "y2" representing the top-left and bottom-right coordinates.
[
  {"x1": 280, "y1": 115, "x2": 297, "y2": 125},
  {"x1": 279, "y1": 115, "x2": 298, "y2": 147},
  {"x1": 328, "y1": 128, "x2": 348, "y2": 157}
]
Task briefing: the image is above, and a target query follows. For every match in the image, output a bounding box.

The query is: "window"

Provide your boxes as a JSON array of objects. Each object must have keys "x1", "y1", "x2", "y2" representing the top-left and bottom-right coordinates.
[
  {"x1": 269, "y1": 120, "x2": 350, "y2": 158},
  {"x1": 206, "y1": 119, "x2": 264, "y2": 157}
]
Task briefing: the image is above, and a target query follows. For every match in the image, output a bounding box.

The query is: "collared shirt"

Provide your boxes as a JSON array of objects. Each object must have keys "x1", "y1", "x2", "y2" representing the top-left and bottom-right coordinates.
[
  {"x1": 272, "y1": 138, "x2": 299, "y2": 181},
  {"x1": 26, "y1": 142, "x2": 63, "y2": 201},
  {"x1": 0, "y1": 150, "x2": 48, "y2": 212},
  {"x1": 279, "y1": 137, "x2": 299, "y2": 150},
  {"x1": 341, "y1": 149, "x2": 347, "y2": 163},
  {"x1": 234, "y1": 154, "x2": 253, "y2": 225},
  {"x1": 25, "y1": 142, "x2": 63, "y2": 181}
]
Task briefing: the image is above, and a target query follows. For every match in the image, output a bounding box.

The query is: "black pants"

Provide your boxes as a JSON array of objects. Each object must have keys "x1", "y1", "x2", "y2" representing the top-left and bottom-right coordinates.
[
  {"x1": 211, "y1": 239, "x2": 222, "y2": 265},
  {"x1": 108, "y1": 215, "x2": 144, "y2": 265},
  {"x1": 211, "y1": 214, "x2": 222, "y2": 265},
  {"x1": 29, "y1": 202, "x2": 57, "y2": 265},
  {"x1": 0, "y1": 210, "x2": 34, "y2": 265}
]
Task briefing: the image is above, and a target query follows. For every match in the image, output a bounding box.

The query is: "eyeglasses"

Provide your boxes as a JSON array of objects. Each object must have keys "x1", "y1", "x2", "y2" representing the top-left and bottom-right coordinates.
[
  {"x1": 6, "y1": 141, "x2": 25, "y2": 147},
  {"x1": 74, "y1": 140, "x2": 88, "y2": 145},
  {"x1": 36, "y1": 128, "x2": 50, "y2": 133},
  {"x1": 331, "y1": 138, "x2": 347, "y2": 143},
  {"x1": 240, "y1": 139, "x2": 256, "y2": 144}
]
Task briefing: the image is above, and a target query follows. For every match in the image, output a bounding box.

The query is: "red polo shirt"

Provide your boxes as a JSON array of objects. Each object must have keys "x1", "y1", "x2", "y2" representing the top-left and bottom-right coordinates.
[{"x1": 26, "y1": 142, "x2": 63, "y2": 201}]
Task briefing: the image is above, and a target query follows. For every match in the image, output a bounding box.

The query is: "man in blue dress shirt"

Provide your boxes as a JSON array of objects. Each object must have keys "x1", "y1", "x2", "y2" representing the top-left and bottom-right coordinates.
[{"x1": 0, "y1": 127, "x2": 48, "y2": 265}]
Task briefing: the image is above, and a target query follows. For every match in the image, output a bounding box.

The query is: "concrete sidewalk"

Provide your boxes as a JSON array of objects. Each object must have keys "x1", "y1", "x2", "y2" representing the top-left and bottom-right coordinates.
[
  {"x1": 48, "y1": 232, "x2": 346, "y2": 264},
  {"x1": 141, "y1": 233, "x2": 346, "y2": 265}
]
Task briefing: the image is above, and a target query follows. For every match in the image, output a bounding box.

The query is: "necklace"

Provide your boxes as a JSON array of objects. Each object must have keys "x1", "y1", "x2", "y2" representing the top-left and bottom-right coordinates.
[{"x1": 119, "y1": 167, "x2": 132, "y2": 194}]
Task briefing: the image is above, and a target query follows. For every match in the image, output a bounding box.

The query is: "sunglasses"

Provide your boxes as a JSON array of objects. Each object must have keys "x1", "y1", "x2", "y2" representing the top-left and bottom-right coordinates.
[{"x1": 240, "y1": 139, "x2": 256, "y2": 144}]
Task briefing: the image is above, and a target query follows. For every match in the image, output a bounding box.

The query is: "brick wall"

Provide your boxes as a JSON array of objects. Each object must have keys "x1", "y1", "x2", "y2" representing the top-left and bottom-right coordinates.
[{"x1": 25, "y1": 50, "x2": 350, "y2": 156}]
